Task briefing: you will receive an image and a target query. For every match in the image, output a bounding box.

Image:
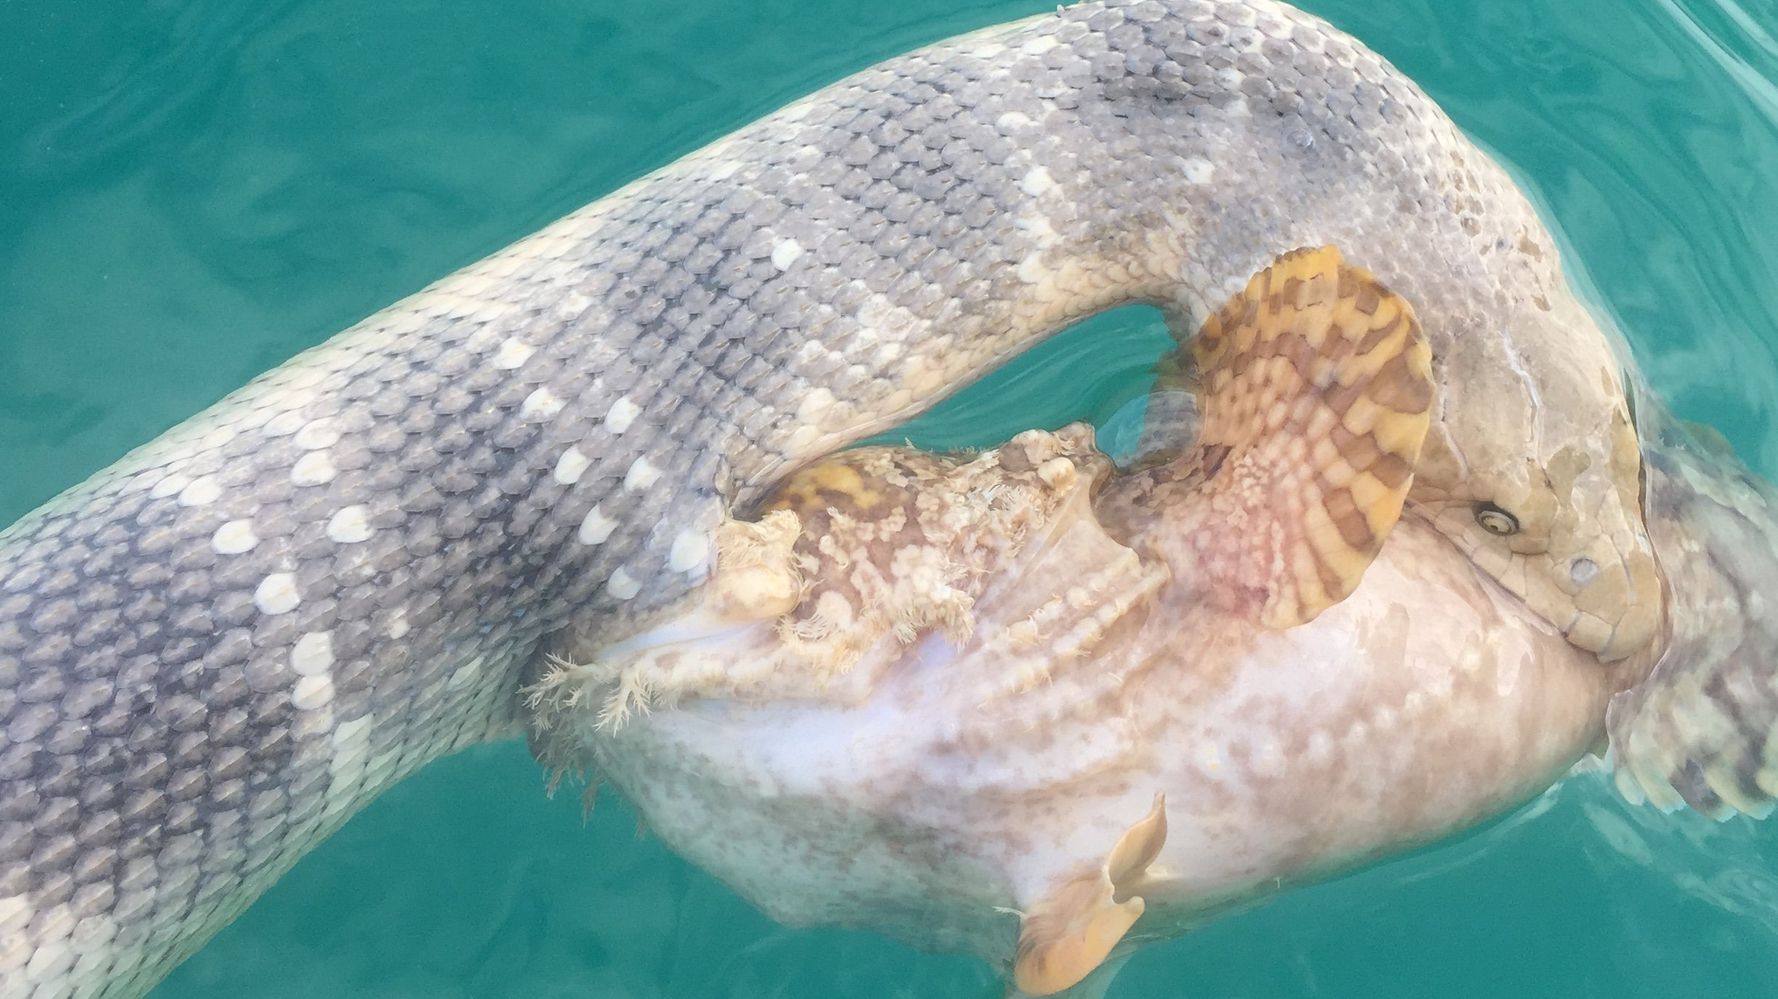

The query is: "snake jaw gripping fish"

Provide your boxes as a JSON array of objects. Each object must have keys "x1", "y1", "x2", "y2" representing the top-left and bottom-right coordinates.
[
  {"x1": 1143, "y1": 245, "x2": 1661, "y2": 661},
  {"x1": 0, "y1": 0, "x2": 1715, "y2": 994},
  {"x1": 1408, "y1": 282, "x2": 1661, "y2": 663}
]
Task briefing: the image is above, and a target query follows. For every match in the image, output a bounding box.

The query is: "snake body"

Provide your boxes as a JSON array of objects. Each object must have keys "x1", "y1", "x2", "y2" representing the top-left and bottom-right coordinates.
[{"x1": 0, "y1": 1, "x2": 1663, "y2": 994}]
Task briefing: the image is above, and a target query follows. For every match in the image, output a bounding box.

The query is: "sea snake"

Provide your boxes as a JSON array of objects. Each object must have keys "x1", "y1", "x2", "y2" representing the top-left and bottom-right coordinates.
[{"x1": 0, "y1": 1, "x2": 1659, "y2": 993}]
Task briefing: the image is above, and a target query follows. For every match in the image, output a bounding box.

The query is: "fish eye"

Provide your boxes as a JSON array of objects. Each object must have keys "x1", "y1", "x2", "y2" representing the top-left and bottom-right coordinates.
[{"x1": 1473, "y1": 502, "x2": 1520, "y2": 536}]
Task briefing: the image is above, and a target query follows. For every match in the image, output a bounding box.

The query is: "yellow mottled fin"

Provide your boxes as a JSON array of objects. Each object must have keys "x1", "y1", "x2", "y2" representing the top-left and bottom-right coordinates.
[
  {"x1": 1181, "y1": 245, "x2": 1435, "y2": 628},
  {"x1": 1607, "y1": 441, "x2": 1778, "y2": 819},
  {"x1": 1014, "y1": 795, "x2": 1167, "y2": 996}
]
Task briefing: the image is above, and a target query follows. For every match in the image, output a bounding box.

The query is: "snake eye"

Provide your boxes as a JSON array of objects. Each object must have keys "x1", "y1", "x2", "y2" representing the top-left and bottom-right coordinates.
[{"x1": 1473, "y1": 502, "x2": 1520, "y2": 536}]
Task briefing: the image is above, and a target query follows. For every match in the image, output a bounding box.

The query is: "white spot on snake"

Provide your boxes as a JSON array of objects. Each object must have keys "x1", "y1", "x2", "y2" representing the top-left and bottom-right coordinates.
[
  {"x1": 292, "y1": 674, "x2": 334, "y2": 710},
  {"x1": 386, "y1": 611, "x2": 410, "y2": 640},
  {"x1": 0, "y1": 895, "x2": 29, "y2": 936},
  {"x1": 520, "y1": 387, "x2": 565, "y2": 421},
  {"x1": 797, "y1": 387, "x2": 837, "y2": 423},
  {"x1": 211, "y1": 519, "x2": 258, "y2": 555},
  {"x1": 1021, "y1": 34, "x2": 1059, "y2": 55},
  {"x1": 263, "y1": 411, "x2": 305, "y2": 437},
  {"x1": 330, "y1": 714, "x2": 374, "y2": 786},
  {"x1": 771, "y1": 238, "x2": 804, "y2": 270},
  {"x1": 200, "y1": 424, "x2": 239, "y2": 450},
  {"x1": 899, "y1": 350, "x2": 949, "y2": 398},
  {"x1": 606, "y1": 396, "x2": 640, "y2": 434},
  {"x1": 493, "y1": 337, "x2": 535, "y2": 370},
  {"x1": 177, "y1": 477, "x2": 221, "y2": 507},
  {"x1": 1016, "y1": 212, "x2": 1060, "y2": 246},
  {"x1": 333, "y1": 713, "x2": 373, "y2": 752},
  {"x1": 787, "y1": 425, "x2": 821, "y2": 451},
  {"x1": 291, "y1": 451, "x2": 336, "y2": 486},
  {"x1": 291, "y1": 632, "x2": 334, "y2": 676},
  {"x1": 150, "y1": 474, "x2": 189, "y2": 500},
  {"x1": 1020, "y1": 166, "x2": 1055, "y2": 197},
  {"x1": 578, "y1": 505, "x2": 616, "y2": 545},
  {"x1": 273, "y1": 365, "x2": 327, "y2": 392},
  {"x1": 1182, "y1": 157, "x2": 1215, "y2": 185},
  {"x1": 996, "y1": 111, "x2": 1033, "y2": 131},
  {"x1": 294, "y1": 419, "x2": 341, "y2": 450},
  {"x1": 553, "y1": 290, "x2": 593, "y2": 320},
  {"x1": 608, "y1": 568, "x2": 641, "y2": 600},
  {"x1": 624, "y1": 456, "x2": 661, "y2": 491},
  {"x1": 668, "y1": 530, "x2": 710, "y2": 573},
  {"x1": 327, "y1": 506, "x2": 372, "y2": 544},
  {"x1": 231, "y1": 407, "x2": 274, "y2": 433},
  {"x1": 255, "y1": 573, "x2": 301, "y2": 615},
  {"x1": 853, "y1": 296, "x2": 926, "y2": 364},
  {"x1": 554, "y1": 446, "x2": 590, "y2": 485}
]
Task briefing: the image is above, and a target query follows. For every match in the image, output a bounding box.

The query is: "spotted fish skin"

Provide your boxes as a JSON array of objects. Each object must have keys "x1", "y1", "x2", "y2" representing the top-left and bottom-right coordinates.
[
  {"x1": 0, "y1": 1, "x2": 1631, "y2": 995},
  {"x1": 1607, "y1": 423, "x2": 1778, "y2": 820}
]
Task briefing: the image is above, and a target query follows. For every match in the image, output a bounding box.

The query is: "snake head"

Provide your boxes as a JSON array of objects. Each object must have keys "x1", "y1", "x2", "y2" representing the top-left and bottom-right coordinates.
[{"x1": 1410, "y1": 291, "x2": 1662, "y2": 662}]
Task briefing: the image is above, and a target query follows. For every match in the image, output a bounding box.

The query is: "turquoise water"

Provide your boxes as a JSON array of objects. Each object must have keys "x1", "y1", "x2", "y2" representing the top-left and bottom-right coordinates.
[{"x1": 4, "y1": 0, "x2": 1778, "y2": 995}]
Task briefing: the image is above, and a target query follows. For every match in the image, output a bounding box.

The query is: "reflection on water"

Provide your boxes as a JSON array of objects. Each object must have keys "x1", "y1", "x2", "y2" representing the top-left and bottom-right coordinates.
[{"x1": 2, "y1": 0, "x2": 1776, "y2": 996}]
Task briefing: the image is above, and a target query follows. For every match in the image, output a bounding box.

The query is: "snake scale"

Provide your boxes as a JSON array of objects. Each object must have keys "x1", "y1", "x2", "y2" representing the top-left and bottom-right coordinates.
[{"x1": 0, "y1": 0, "x2": 1711, "y2": 994}]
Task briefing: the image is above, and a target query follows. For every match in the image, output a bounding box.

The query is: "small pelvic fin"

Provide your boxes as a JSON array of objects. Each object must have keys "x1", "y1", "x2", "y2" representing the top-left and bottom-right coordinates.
[
  {"x1": 1103, "y1": 793, "x2": 1167, "y2": 889},
  {"x1": 1014, "y1": 795, "x2": 1168, "y2": 996},
  {"x1": 1175, "y1": 245, "x2": 1435, "y2": 628}
]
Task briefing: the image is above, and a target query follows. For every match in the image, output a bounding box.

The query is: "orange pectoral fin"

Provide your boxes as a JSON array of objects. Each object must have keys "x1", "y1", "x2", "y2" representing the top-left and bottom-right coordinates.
[{"x1": 1173, "y1": 246, "x2": 1435, "y2": 628}]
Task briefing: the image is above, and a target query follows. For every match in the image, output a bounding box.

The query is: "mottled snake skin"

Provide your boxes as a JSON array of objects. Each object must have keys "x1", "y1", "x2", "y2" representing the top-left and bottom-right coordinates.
[{"x1": 0, "y1": 0, "x2": 1623, "y2": 994}]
